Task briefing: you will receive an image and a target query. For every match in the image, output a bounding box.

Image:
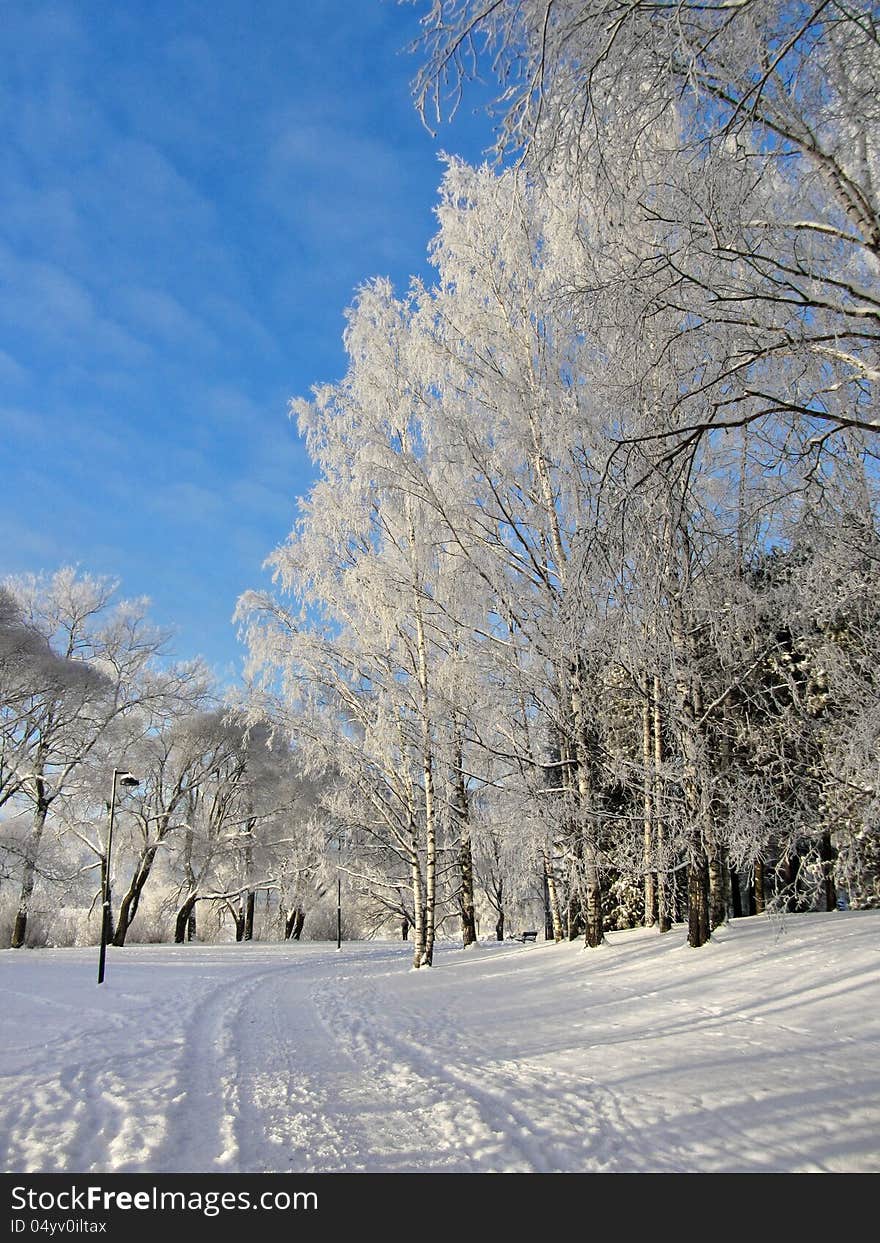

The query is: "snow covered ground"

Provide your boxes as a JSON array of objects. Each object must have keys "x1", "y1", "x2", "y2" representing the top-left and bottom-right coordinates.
[{"x1": 1, "y1": 911, "x2": 878, "y2": 1174}]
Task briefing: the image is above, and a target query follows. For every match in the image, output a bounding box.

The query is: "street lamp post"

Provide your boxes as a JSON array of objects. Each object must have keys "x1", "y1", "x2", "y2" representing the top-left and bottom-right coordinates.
[
  {"x1": 336, "y1": 833, "x2": 342, "y2": 951},
  {"x1": 97, "y1": 769, "x2": 140, "y2": 985}
]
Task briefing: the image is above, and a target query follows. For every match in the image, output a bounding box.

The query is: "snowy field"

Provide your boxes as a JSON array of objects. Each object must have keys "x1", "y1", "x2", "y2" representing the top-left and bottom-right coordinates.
[{"x1": 1, "y1": 911, "x2": 878, "y2": 1174}]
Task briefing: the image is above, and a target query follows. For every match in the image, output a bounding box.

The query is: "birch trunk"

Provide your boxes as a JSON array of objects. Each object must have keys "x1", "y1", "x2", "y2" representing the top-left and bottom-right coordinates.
[
  {"x1": 410, "y1": 825, "x2": 427, "y2": 969},
  {"x1": 415, "y1": 604, "x2": 437, "y2": 967},
  {"x1": 401, "y1": 458, "x2": 437, "y2": 970},
  {"x1": 452, "y1": 729, "x2": 477, "y2": 947},
  {"x1": 542, "y1": 850, "x2": 565, "y2": 941},
  {"x1": 420, "y1": 743, "x2": 436, "y2": 959},
  {"x1": 642, "y1": 688, "x2": 656, "y2": 926}
]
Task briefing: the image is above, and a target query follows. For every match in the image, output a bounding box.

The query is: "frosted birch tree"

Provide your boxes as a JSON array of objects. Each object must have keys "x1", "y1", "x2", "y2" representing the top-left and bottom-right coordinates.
[{"x1": 415, "y1": 0, "x2": 880, "y2": 461}]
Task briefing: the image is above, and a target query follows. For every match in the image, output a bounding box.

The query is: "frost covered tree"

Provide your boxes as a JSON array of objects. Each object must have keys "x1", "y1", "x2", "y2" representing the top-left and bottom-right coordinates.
[
  {"x1": 238, "y1": 284, "x2": 457, "y2": 966},
  {"x1": 156, "y1": 711, "x2": 305, "y2": 944},
  {"x1": 415, "y1": 0, "x2": 880, "y2": 460},
  {"x1": 0, "y1": 569, "x2": 198, "y2": 948},
  {"x1": 236, "y1": 1, "x2": 879, "y2": 959}
]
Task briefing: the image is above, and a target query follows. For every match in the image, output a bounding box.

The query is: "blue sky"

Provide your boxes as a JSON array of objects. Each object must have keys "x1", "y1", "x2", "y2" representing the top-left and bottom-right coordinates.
[{"x1": 0, "y1": 0, "x2": 494, "y2": 681}]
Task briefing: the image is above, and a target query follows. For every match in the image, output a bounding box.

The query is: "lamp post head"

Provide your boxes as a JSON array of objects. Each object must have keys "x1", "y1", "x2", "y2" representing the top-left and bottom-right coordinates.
[{"x1": 115, "y1": 771, "x2": 141, "y2": 789}]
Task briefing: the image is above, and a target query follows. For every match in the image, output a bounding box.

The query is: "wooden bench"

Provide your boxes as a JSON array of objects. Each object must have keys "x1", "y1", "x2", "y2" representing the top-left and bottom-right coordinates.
[{"x1": 516, "y1": 930, "x2": 538, "y2": 943}]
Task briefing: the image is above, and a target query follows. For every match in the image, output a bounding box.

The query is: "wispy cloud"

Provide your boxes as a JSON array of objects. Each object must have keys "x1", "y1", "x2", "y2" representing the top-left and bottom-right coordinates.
[
  {"x1": 0, "y1": 243, "x2": 152, "y2": 366},
  {"x1": 0, "y1": 350, "x2": 28, "y2": 386},
  {"x1": 0, "y1": 405, "x2": 49, "y2": 444},
  {"x1": 115, "y1": 285, "x2": 219, "y2": 357},
  {"x1": 149, "y1": 480, "x2": 226, "y2": 527}
]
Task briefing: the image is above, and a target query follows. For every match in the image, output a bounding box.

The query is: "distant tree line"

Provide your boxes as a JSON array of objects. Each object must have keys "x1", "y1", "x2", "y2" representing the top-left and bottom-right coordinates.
[{"x1": 0, "y1": 570, "x2": 325, "y2": 948}]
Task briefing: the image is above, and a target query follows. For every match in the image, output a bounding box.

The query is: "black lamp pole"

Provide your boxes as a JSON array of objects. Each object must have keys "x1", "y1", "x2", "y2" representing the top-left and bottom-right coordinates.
[
  {"x1": 336, "y1": 833, "x2": 342, "y2": 951},
  {"x1": 97, "y1": 769, "x2": 139, "y2": 984}
]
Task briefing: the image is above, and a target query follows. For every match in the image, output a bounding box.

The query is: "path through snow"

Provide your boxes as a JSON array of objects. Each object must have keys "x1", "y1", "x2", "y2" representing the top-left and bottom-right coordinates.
[{"x1": 1, "y1": 911, "x2": 878, "y2": 1173}]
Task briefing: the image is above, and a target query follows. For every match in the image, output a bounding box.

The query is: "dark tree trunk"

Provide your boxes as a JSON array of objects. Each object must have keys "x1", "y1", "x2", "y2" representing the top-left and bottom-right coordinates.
[
  {"x1": 491, "y1": 874, "x2": 504, "y2": 942},
  {"x1": 819, "y1": 831, "x2": 837, "y2": 912},
  {"x1": 284, "y1": 906, "x2": 306, "y2": 940},
  {"x1": 244, "y1": 890, "x2": 255, "y2": 941},
  {"x1": 783, "y1": 852, "x2": 808, "y2": 912},
  {"x1": 654, "y1": 676, "x2": 672, "y2": 934},
  {"x1": 452, "y1": 729, "x2": 478, "y2": 948},
  {"x1": 543, "y1": 871, "x2": 554, "y2": 940},
  {"x1": 657, "y1": 884, "x2": 673, "y2": 933},
  {"x1": 180, "y1": 827, "x2": 197, "y2": 942},
  {"x1": 642, "y1": 689, "x2": 656, "y2": 926},
  {"x1": 753, "y1": 858, "x2": 766, "y2": 914},
  {"x1": 583, "y1": 854, "x2": 605, "y2": 949},
  {"x1": 175, "y1": 896, "x2": 197, "y2": 944},
  {"x1": 113, "y1": 845, "x2": 160, "y2": 947},
  {"x1": 708, "y1": 835, "x2": 728, "y2": 930},
  {"x1": 113, "y1": 888, "x2": 137, "y2": 947},
  {"x1": 687, "y1": 839, "x2": 711, "y2": 948},
  {"x1": 11, "y1": 910, "x2": 28, "y2": 950},
  {"x1": 401, "y1": 918, "x2": 410, "y2": 941},
  {"x1": 730, "y1": 867, "x2": 744, "y2": 919},
  {"x1": 567, "y1": 891, "x2": 584, "y2": 940}
]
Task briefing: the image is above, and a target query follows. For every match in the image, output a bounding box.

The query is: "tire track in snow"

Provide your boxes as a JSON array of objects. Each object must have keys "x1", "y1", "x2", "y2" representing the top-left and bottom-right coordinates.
[
  {"x1": 229, "y1": 955, "x2": 361, "y2": 1172},
  {"x1": 228, "y1": 948, "x2": 478, "y2": 1172}
]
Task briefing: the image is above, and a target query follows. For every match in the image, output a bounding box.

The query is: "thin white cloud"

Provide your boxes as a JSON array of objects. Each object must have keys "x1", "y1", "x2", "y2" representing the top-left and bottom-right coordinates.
[
  {"x1": 0, "y1": 243, "x2": 152, "y2": 365},
  {"x1": 148, "y1": 480, "x2": 226, "y2": 527},
  {"x1": 201, "y1": 295, "x2": 280, "y2": 359},
  {"x1": 229, "y1": 478, "x2": 295, "y2": 523},
  {"x1": 0, "y1": 515, "x2": 67, "y2": 567},
  {"x1": 115, "y1": 285, "x2": 219, "y2": 357},
  {"x1": 0, "y1": 351, "x2": 28, "y2": 386},
  {"x1": 0, "y1": 405, "x2": 49, "y2": 443}
]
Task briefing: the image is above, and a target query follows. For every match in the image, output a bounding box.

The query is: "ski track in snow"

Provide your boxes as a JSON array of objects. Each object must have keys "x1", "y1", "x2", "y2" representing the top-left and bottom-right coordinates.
[
  {"x1": 308, "y1": 969, "x2": 635, "y2": 1173},
  {"x1": 153, "y1": 961, "x2": 299, "y2": 1172},
  {"x1": 1, "y1": 912, "x2": 878, "y2": 1173}
]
